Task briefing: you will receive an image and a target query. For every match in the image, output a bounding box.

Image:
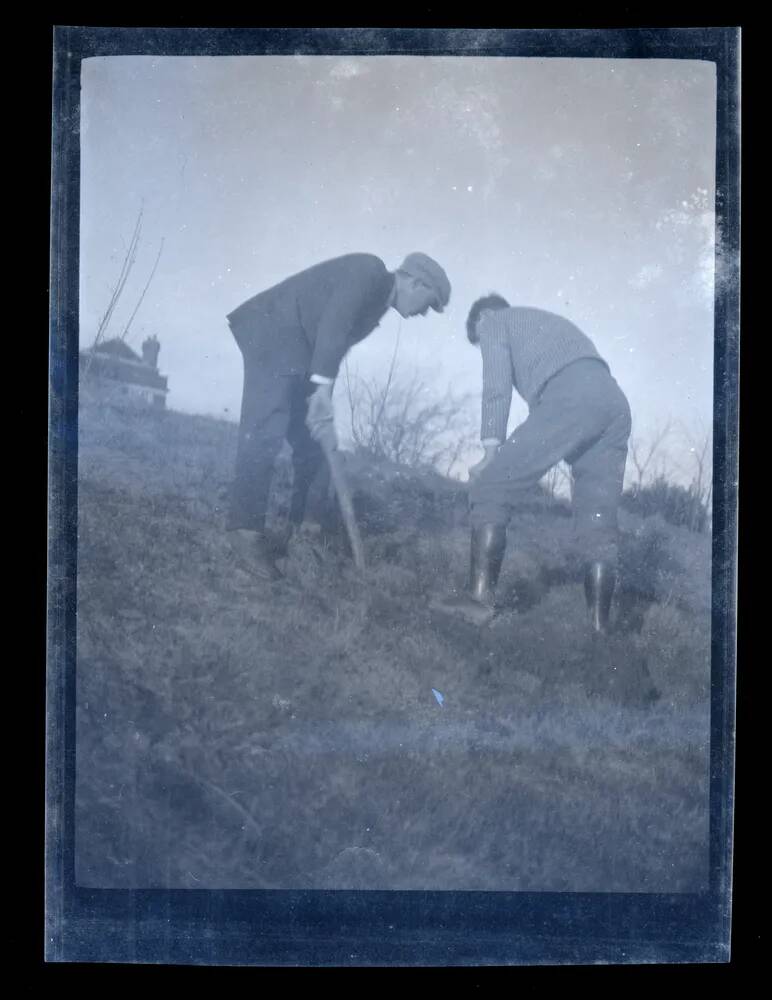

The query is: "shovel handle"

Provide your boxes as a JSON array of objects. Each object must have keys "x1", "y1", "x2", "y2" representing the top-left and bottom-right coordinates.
[{"x1": 321, "y1": 440, "x2": 366, "y2": 571}]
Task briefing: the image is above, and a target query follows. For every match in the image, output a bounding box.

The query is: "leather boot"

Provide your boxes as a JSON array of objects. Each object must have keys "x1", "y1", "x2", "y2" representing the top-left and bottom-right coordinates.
[
  {"x1": 431, "y1": 524, "x2": 507, "y2": 626},
  {"x1": 228, "y1": 528, "x2": 284, "y2": 582},
  {"x1": 584, "y1": 561, "x2": 616, "y2": 634}
]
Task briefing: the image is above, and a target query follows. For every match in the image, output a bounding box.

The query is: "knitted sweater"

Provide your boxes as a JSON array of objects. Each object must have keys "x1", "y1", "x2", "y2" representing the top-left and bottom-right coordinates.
[
  {"x1": 478, "y1": 307, "x2": 607, "y2": 442},
  {"x1": 227, "y1": 254, "x2": 395, "y2": 380}
]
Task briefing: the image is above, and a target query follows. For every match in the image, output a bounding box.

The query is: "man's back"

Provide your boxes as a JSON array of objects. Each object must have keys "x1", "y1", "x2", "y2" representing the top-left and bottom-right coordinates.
[
  {"x1": 226, "y1": 253, "x2": 394, "y2": 379},
  {"x1": 227, "y1": 253, "x2": 392, "y2": 337},
  {"x1": 484, "y1": 306, "x2": 606, "y2": 407}
]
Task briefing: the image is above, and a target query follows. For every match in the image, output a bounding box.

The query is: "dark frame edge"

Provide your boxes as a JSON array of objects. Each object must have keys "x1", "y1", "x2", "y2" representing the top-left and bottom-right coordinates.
[
  {"x1": 708, "y1": 24, "x2": 740, "y2": 965},
  {"x1": 46, "y1": 25, "x2": 81, "y2": 964}
]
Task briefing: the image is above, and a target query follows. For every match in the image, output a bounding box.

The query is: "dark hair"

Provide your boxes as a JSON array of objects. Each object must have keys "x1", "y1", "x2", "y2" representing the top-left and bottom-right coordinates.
[{"x1": 466, "y1": 294, "x2": 510, "y2": 344}]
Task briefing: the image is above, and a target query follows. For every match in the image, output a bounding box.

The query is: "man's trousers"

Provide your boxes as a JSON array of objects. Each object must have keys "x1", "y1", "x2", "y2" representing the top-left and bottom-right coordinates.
[
  {"x1": 226, "y1": 327, "x2": 326, "y2": 533},
  {"x1": 470, "y1": 359, "x2": 632, "y2": 563}
]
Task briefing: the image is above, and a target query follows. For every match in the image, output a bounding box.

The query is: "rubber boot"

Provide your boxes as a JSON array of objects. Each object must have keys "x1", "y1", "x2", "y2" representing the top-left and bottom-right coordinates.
[
  {"x1": 469, "y1": 524, "x2": 507, "y2": 606},
  {"x1": 584, "y1": 560, "x2": 616, "y2": 634},
  {"x1": 431, "y1": 524, "x2": 507, "y2": 626}
]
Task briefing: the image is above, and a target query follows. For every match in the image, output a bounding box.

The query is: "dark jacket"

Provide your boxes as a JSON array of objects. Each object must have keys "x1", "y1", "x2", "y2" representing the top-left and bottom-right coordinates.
[{"x1": 227, "y1": 254, "x2": 395, "y2": 379}]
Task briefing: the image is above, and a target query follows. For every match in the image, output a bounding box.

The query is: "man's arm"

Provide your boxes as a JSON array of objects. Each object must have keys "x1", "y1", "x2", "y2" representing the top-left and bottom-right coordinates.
[
  {"x1": 309, "y1": 260, "x2": 385, "y2": 380},
  {"x1": 306, "y1": 379, "x2": 337, "y2": 450},
  {"x1": 479, "y1": 313, "x2": 513, "y2": 445},
  {"x1": 305, "y1": 260, "x2": 385, "y2": 450}
]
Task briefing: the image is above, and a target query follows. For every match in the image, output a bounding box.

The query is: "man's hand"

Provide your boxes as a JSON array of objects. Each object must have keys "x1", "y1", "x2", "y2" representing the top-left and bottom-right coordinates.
[
  {"x1": 468, "y1": 444, "x2": 500, "y2": 482},
  {"x1": 306, "y1": 383, "x2": 338, "y2": 451}
]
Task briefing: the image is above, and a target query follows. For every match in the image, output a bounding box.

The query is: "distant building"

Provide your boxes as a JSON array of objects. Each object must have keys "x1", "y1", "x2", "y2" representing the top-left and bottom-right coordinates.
[{"x1": 79, "y1": 335, "x2": 169, "y2": 409}]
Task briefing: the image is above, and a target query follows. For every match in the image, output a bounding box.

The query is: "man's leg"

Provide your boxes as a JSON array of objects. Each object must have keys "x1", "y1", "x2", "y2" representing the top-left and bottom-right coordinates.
[
  {"x1": 227, "y1": 359, "x2": 292, "y2": 532},
  {"x1": 570, "y1": 399, "x2": 632, "y2": 633},
  {"x1": 435, "y1": 388, "x2": 605, "y2": 624},
  {"x1": 227, "y1": 352, "x2": 295, "y2": 578},
  {"x1": 470, "y1": 365, "x2": 621, "y2": 522},
  {"x1": 286, "y1": 380, "x2": 328, "y2": 530}
]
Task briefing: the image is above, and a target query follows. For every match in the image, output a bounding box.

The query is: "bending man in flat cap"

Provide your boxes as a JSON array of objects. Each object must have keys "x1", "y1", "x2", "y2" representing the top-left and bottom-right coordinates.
[
  {"x1": 434, "y1": 295, "x2": 631, "y2": 634},
  {"x1": 225, "y1": 252, "x2": 451, "y2": 578}
]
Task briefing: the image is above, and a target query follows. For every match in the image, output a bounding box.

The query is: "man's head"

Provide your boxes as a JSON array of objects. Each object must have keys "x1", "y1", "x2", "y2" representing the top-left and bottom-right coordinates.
[
  {"x1": 393, "y1": 252, "x2": 451, "y2": 318},
  {"x1": 466, "y1": 293, "x2": 510, "y2": 344}
]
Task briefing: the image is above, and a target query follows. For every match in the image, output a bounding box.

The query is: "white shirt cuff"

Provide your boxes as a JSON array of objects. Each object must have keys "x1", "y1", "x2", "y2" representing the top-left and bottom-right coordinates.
[
  {"x1": 310, "y1": 374, "x2": 334, "y2": 385},
  {"x1": 481, "y1": 438, "x2": 502, "y2": 447}
]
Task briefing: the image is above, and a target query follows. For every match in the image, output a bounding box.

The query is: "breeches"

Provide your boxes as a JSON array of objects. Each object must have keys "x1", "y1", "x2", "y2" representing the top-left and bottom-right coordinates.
[{"x1": 470, "y1": 359, "x2": 632, "y2": 563}]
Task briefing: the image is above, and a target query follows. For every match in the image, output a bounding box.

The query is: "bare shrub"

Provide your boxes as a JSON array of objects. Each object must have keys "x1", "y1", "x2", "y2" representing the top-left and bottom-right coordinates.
[{"x1": 343, "y1": 361, "x2": 477, "y2": 479}]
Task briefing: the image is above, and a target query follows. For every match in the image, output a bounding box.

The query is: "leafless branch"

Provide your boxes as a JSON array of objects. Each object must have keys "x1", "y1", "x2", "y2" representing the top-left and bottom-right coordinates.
[
  {"x1": 372, "y1": 318, "x2": 402, "y2": 434},
  {"x1": 628, "y1": 419, "x2": 674, "y2": 489},
  {"x1": 92, "y1": 206, "x2": 143, "y2": 350},
  {"x1": 344, "y1": 367, "x2": 476, "y2": 477},
  {"x1": 678, "y1": 419, "x2": 713, "y2": 532},
  {"x1": 118, "y1": 237, "x2": 165, "y2": 343},
  {"x1": 82, "y1": 206, "x2": 144, "y2": 380}
]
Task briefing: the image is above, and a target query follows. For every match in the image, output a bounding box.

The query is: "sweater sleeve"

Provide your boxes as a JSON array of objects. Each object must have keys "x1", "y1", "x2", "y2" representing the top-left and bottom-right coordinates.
[
  {"x1": 479, "y1": 313, "x2": 512, "y2": 443},
  {"x1": 309, "y1": 262, "x2": 385, "y2": 379}
]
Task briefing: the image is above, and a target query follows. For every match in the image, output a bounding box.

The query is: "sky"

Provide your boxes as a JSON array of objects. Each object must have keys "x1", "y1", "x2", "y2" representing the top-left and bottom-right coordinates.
[{"x1": 79, "y1": 54, "x2": 718, "y2": 482}]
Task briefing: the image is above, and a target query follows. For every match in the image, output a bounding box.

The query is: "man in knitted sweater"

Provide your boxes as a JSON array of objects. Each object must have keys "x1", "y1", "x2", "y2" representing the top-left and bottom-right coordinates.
[
  {"x1": 226, "y1": 252, "x2": 451, "y2": 579},
  {"x1": 434, "y1": 294, "x2": 632, "y2": 633}
]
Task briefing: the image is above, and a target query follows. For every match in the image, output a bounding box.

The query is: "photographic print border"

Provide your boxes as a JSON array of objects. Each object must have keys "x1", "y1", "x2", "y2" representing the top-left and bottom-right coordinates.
[{"x1": 46, "y1": 24, "x2": 740, "y2": 966}]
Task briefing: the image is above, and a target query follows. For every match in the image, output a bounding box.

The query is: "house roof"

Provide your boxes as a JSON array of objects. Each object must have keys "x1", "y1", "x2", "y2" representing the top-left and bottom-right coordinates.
[
  {"x1": 80, "y1": 338, "x2": 168, "y2": 391},
  {"x1": 79, "y1": 352, "x2": 168, "y2": 390},
  {"x1": 90, "y1": 338, "x2": 142, "y2": 362}
]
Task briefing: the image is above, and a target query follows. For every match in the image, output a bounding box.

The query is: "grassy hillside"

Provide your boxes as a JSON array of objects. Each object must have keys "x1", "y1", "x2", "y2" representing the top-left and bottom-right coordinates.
[{"x1": 75, "y1": 393, "x2": 712, "y2": 891}]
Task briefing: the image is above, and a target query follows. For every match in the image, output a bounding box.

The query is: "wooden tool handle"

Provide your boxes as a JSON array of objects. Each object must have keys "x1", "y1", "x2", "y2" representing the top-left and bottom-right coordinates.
[{"x1": 321, "y1": 441, "x2": 366, "y2": 571}]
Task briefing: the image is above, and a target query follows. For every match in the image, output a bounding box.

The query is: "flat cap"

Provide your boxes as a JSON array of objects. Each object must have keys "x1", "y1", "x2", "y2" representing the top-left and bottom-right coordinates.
[{"x1": 399, "y1": 252, "x2": 451, "y2": 312}]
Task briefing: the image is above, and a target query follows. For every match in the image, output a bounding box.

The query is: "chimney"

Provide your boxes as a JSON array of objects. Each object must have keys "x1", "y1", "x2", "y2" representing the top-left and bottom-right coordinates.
[{"x1": 141, "y1": 335, "x2": 161, "y2": 370}]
